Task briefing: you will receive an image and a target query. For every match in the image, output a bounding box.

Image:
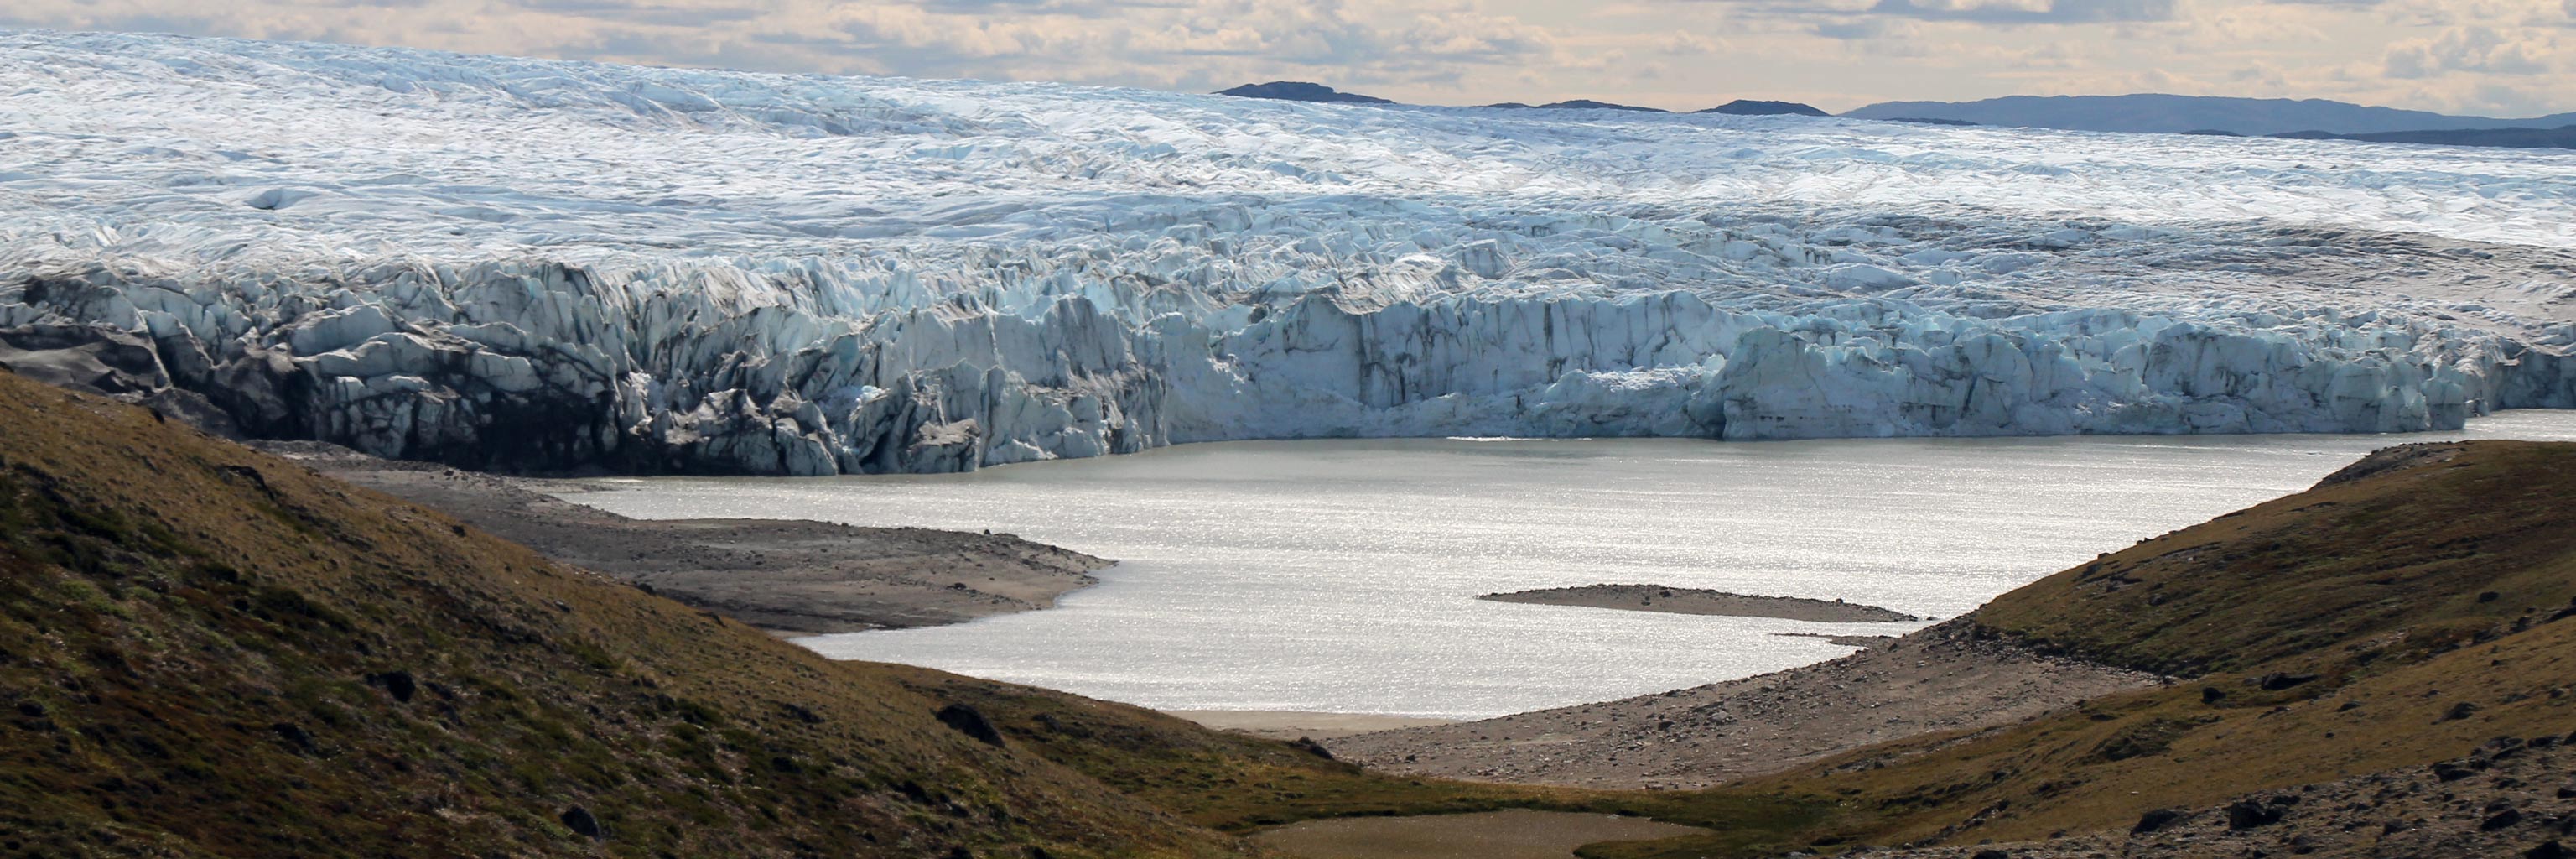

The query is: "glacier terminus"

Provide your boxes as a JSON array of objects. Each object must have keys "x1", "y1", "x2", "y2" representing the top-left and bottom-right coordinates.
[{"x1": 3, "y1": 30, "x2": 2573, "y2": 475}]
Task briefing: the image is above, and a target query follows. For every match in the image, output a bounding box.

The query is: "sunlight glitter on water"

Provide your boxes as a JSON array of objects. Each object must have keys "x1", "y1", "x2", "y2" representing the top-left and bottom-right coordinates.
[{"x1": 569, "y1": 413, "x2": 2576, "y2": 719}]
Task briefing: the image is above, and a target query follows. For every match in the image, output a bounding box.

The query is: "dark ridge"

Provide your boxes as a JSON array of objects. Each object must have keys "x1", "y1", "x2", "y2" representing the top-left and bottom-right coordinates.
[
  {"x1": 1840, "y1": 92, "x2": 2576, "y2": 136},
  {"x1": 1886, "y1": 117, "x2": 1979, "y2": 127},
  {"x1": 1213, "y1": 81, "x2": 1394, "y2": 105},
  {"x1": 2267, "y1": 124, "x2": 2576, "y2": 150},
  {"x1": 1481, "y1": 99, "x2": 1670, "y2": 112},
  {"x1": 1699, "y1": 99, "x2": 1828, "y2": 117}
]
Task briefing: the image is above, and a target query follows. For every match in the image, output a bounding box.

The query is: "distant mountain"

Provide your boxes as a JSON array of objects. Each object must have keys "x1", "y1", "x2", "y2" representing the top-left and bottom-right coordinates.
[
  {"x1": 1480, "y1": 99, "x2": 1669, "y2": 112},
  {"x1": 1887, "y1": 117, "x2": 1978, "y2": 127},
  {"x1": 1843, "y1": 94, "x2": 2576, "y2": 136},
  {"x1": 2272, "y1": 125, "x2": 2576, "y2": 150},
  {"x1": 1213, "y1": 81, "x2": 1394, "y2": 105},
  {"x1": 1698, "y1": 99, "x2": 1827, "y2": 117},
  {"x1": 1212, "y1": 85, "x2": 1825, "y2": 117}
]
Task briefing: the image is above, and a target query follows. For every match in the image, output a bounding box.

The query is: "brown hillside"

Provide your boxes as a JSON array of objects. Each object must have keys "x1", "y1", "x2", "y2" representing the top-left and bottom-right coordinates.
[
  {"x1": 0, "y1": 370, "x2": 1249, "y2": 859},
  {"x1": 1611, "y1": 440, "x2": 2576, "y2": 856}
]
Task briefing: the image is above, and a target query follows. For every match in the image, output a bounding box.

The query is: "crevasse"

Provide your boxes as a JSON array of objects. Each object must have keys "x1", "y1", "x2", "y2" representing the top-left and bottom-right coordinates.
[{"x1": 2, "y1": 31, "x2": 2571, "y2": 474}]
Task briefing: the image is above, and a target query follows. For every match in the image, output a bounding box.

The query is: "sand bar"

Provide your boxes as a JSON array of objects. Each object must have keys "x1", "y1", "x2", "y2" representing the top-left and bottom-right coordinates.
[{"x1": 1478, "y1": 584, "x2": 1920, "y2": 622}]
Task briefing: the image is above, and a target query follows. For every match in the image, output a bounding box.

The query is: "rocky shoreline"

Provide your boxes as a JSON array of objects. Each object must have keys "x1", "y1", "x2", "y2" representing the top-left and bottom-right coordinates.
[
  {"x1": 256, "y1": 440, "x2": 1109, "y2": 635},
  {"x1": 1327, "y1": 620, "x2": 2161, "y2": 789}
]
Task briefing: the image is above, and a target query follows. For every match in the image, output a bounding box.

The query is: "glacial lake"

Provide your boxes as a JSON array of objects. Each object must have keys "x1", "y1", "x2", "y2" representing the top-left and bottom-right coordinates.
[{"x1": 569, "y1": 413, "x2": 2576, "y2": 720}]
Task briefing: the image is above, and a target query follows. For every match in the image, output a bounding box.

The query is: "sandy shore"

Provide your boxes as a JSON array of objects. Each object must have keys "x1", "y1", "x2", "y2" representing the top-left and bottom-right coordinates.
[
  {"x1": 1164, "y1": 711, "x2": 1460, "y2": 741},
  {"x1": 257, "y1": 441, "x2": 1109, "y2": 635},
  {"x1": 1327, "y1": 620, "x2": 2160, "y2": 789},
  {"x1": 1478, "y1": 584, "x2": 1921, "y2": 622}
]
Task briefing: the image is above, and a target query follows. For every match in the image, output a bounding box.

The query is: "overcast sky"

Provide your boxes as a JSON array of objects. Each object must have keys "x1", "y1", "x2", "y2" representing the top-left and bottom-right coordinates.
[{"x1": 8, "y1": 0, "x2": 2573, "y2": 116}]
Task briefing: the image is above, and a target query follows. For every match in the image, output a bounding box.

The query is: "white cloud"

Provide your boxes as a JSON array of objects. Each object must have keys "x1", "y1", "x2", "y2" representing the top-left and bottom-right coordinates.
[{"x1": 0, "y1": 0, "x2": 2568, "y2": 114}]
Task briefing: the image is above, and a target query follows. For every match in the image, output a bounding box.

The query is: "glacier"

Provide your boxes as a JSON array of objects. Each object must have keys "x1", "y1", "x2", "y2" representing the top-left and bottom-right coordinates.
[{"x1": 2, "y1": 30, "x2": 2573, "y2": 475}]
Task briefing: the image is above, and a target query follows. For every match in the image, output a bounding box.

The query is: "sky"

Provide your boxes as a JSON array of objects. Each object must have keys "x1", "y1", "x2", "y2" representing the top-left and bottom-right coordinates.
[{"x1": 6, "y1": 0, "x2": 2573, "y2": 117}]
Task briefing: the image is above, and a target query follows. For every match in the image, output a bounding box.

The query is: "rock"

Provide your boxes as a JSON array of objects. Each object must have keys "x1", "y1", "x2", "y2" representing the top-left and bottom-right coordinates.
[
  {"x1": 2530, "y1": 841, "x2": 2571, "y2": 859},
  {"x1": 2225, "y1": 799, "x2": 2284, "y2": 830},
  {"x1": 2132, "y1": 807, "x2": 2185, "y2": 834},
  {"x1": 1970, "y1": 851, "x2": 2009, "y2": 859},
  {"x1": 1287, "y1": 737, "x2": 1335, "y2": 760},
  {"x1": 2444, "y1": 701, "x2": 2482, "y2": 721},
  {"x1": 936, "y1": 703, "x2": 1005, "y2": 747},
  {"x1": 269, "y1": 722, "x2": 316, "y2": 755},
  {"x1": 365, "y1": 670, "x2": 417, "y2": 703},
  {"x1": 560, "y1": 805, "x2": 606, "y2": 840},
  {"x1": 2255, "y1": 672, "x2": 2319, "y2": 690},
  {"x1": 2490, "y1": 808, "x2": 2528, "y2": 831},
  {"x1": 2202, "y1": 686, "x2": 2229, "y2": 705}
]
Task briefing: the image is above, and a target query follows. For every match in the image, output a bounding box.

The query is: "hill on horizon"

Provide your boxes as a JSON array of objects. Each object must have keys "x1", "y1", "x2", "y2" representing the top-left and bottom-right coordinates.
[
  {"x1": 1844, "y1": 92, "x2": 2576, "y2": 136},
  {"x1": 1212, "y1": 81, "x2": 1393, "y2": 105},
  {"x1": 1213, "y1": 80, "x2": 1821, "y2": 117}
]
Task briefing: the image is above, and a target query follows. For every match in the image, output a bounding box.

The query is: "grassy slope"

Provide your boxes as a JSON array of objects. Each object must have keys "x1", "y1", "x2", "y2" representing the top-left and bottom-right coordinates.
[
  {"x1": 887, "y1": 666, "x2": 1834, "y2": 855},
  {"x1": 13, "y1": 358, "x2": 2573, "y2": 859},
  {"x1": 1591, "y1": 440, "x2": 2576, "y2": 856},
  {"x1": 0, "y1": 371, "x2": 1247, "y2": 859}
]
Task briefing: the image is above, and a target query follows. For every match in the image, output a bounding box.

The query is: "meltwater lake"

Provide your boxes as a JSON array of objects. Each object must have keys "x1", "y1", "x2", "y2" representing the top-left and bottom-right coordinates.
[{"x1": 570, "y1": 414, "x2": 2576, "y2": 720}]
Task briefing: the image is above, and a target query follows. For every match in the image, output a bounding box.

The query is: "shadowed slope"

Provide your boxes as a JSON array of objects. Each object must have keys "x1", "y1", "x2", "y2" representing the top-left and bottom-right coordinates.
[{"x1": 0, "y1": 370, "x2": 1248, "y2": 859}]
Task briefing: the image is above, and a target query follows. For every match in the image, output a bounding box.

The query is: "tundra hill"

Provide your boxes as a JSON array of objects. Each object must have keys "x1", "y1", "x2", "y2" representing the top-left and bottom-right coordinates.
[
  {"x1": 0, "y1": 366, "x2": 1849, "y2": 858},
  {"x1": 18, "y1": 348, "x2": 2576, "y2": 859},
  {"x1": 1587, "y1": 440, "x2": 2576, "y2": 857},
  {"x1": 0, "y1": 368, "x2": 1262, "y2": 859}
]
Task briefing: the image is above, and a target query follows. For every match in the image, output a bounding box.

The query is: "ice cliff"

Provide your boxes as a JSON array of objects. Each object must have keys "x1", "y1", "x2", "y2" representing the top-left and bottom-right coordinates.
[{"x1": 3, "y1": 31, "x2": 2573, "y2": 474}]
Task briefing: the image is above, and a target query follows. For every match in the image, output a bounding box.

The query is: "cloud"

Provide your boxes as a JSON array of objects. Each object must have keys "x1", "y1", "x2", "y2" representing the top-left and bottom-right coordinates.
[
  {"x1": 0, "y1": 0, "x2": 2569, "y2": 115},
  {"x1": 1862, "y1": 0, "x2": 2181, "y2": 24},
  {"x1": 2383, "y1": 24, "x2": 2561, "y2": 78}
]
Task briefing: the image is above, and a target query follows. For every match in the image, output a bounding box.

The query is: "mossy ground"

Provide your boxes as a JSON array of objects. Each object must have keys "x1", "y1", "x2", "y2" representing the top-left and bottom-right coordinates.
[
  {"x1": 0, "y1": 373, "x2": 1244, "y2": 859},
  {"x1": 8, "y1": 367, "x2": 2573, "y2": 859}
]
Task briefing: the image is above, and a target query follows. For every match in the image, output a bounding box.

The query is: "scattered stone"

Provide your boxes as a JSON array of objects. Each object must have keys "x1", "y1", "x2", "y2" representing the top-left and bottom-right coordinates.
[
  {"x1": 1287, "y1": 737, "x2": 1335, "y2": 760},
  {"x1": 2132, "y1": 808, "x2": 2185, "y2": 834},
  {"x1": 2255, "y1": 672, "x2": 2319, "y2": 691},
  {"x1": 936, "y1": 703, "x2": 1005, "y2": 747},
  {"x1": 269, "y1": 722, "x2": 316, "y2": 754},
  {"x1": 366, "y1": 670, "x2": 417, "y2": 703},
  {"x1": 560, "y1": 805, "x2": 605, "y2": 840},
  {"x1": 2227, "y1": 800, "x2": 2285, "y2": 830}
]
